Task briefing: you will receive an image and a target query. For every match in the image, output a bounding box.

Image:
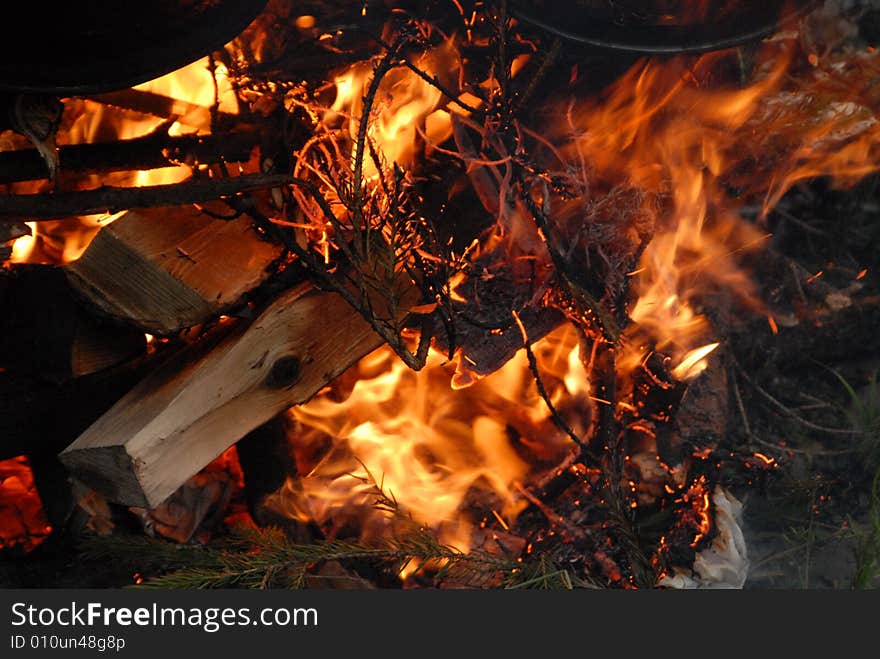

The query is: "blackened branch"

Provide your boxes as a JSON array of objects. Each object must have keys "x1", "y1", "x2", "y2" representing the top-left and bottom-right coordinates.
[
  {"x1": 513, "y1": 309, "x2": 590, "y2": 454},
  {"x1": 0, "y1": 173, "x2": 293, "y2": 222}
]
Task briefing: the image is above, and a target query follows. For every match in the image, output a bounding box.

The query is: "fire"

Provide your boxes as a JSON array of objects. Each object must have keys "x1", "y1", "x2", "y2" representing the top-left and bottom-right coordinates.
[
  {"x1": 265, "y1": 10, "x2": 880, "y2": 582},
  {"x1": 6, "y1": 57, "x2": 239, "y2": 265},
  {"x1": 546, "y1": 43, "x2": 880, "y2": 382},
  {"x1": 325, "y1": 39, "x2": 459, "y2": 177},
  {"x1": 269, "y1": 325, "x2": 587, "y2": 552},
  {"x1": 5, "y1": 5, "x2": 880, "y2": 586},
  {"x1": 0, "y1": 456, "x2": 51, "y2": 553},
  {"x1": 242, "y1": 4, "x2": 880, "y2": 588}
]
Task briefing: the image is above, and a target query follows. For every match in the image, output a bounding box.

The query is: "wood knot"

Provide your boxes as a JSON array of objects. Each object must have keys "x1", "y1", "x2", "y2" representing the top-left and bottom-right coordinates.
[{"x1": 265, "y1": 355, "x2": 302, "y2": 389}]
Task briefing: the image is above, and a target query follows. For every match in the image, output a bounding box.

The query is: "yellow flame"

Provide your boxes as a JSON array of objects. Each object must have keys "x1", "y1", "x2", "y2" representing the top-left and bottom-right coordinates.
[
  {"x1": 269, "y1": 325, "x2": 587, "y2": 551},
  {"x1": 326, "y1": 40, "x2": 459, "y2": 177},
  {"x1": 671, "y1": 342, "x2": 720, "y2": 381},
  {"x1": 7, "y1": 57, "x2": 238, "y2": 265}
]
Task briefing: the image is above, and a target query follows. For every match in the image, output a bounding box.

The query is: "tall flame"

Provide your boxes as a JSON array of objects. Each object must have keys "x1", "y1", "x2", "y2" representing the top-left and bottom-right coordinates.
[{"x1": 548, "y1": 45, "x2": 880, "y2": 380}]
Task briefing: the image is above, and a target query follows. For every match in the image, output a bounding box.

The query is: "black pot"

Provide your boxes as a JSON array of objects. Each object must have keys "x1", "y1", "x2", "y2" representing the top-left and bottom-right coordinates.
[
  {"x1": 510, "y1": 0, "x2": 820, "y2": 54},
  {"x1": 0, "y1": 1, "x2": 268, "y2": 95}
]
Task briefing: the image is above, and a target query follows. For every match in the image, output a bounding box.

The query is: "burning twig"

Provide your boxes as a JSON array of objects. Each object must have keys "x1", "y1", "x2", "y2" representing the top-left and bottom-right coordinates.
[
  {"x1": 512, "y1": 309, "x2": 589, "y2": 455},
  {"x1": 224, "y1": 180, "x2": 431, "y2": 371}
]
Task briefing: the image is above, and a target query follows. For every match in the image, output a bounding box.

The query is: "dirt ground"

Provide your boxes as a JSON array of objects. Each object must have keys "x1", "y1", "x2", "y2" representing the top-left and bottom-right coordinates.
[{"x1": 728, "y1": 174, "x2": 880, "y2": 589}]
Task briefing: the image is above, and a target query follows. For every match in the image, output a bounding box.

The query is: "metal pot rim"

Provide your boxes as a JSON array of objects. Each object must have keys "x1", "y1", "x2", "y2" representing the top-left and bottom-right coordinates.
[{"x1": 510, "y1": 1, "x2": 820, "y2": 54}]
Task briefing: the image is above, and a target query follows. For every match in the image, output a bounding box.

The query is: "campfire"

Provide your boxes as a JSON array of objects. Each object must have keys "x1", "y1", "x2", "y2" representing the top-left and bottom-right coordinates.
[{"x1": 2, "y1": 0, "x2": 879, "y2": 590}]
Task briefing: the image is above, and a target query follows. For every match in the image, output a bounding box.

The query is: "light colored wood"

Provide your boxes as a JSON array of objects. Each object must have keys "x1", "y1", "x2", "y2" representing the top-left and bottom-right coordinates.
[
  {"x1": 65, "y1": 205, "x2": 282, "y2": 334},
  {"x1": 59, "y1": 283, "x2": 395, "y2": 508}
]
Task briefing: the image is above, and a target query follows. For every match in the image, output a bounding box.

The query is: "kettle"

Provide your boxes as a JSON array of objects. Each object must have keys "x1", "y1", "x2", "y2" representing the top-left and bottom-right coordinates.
[{"x1": 510, "y1": 0, "x2": 820, "y2": 54}]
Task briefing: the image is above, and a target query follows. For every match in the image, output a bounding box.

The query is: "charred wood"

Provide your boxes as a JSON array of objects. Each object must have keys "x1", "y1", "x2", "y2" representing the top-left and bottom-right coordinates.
[
  {"x1": 0, "y1": 125, "x2": 259, "y2": 184},
  {"x1": 0, "y1": 173, "x2": 292, "y2": 221}
]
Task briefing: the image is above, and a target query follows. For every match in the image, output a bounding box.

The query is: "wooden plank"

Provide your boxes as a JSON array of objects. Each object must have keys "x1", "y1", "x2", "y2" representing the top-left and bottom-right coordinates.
[
  {"x1": 65, "y1": 205, "x2": 283, "y2": 334},
  {"x1": 59, "y1": 283, "x2": 394, "y2": 508}
]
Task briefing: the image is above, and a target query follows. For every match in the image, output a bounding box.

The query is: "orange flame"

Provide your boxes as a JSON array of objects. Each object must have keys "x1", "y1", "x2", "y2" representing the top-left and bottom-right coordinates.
[
  {"x1": 7, "y1": 57, "x2": 238, "y2": 265},
  {"x1": 269, "y1": 325, "x2": 587, "y2": 552},
  {"x1": 323, "y1": 40, "x2": 460, "y2": 178},
  {"x1": 548, "y1": 44, "x2": 880, "y2": 381}
]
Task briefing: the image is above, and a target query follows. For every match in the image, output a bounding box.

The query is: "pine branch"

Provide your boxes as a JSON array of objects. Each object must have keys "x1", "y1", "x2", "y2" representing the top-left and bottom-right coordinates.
[{"x1": 80, "y1": 524, "x2": 519, "y2": 590}]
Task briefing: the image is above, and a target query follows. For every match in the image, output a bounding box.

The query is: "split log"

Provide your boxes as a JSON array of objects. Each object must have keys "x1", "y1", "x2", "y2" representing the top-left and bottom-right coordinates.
[
  {"x1": 65, "y1": 204, "x2": 283, "y2": 334},
  {"x1": 0, "y1": 358, "x2": 155, "y2": 462},
  {"x1": 59, "y1": 283, "x2": 399, "y2": 509},
  {"x1": 0, "y1": 266, "x2": 145, "y2": 380}
]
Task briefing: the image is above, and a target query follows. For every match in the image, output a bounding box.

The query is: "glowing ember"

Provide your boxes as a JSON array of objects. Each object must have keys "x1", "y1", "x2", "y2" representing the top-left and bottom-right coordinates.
[{"x1": 0, "y1": 456, "x2": 51, "y2": 553}]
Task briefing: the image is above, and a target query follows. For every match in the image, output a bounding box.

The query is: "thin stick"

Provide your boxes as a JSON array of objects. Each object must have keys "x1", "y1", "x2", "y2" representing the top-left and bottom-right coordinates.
[
  {"x1": 393, "y1": 55, "x2": 485, "y2": 117},
  {"x1": 734, "y1": 361, "x2": 860, "y2": 437},
  {"x1": 512, "y1": 482, "x2": 568, "y2": 527},
  {"x1": 730, "y1": 370, "x2": 753, "y2": 447}
]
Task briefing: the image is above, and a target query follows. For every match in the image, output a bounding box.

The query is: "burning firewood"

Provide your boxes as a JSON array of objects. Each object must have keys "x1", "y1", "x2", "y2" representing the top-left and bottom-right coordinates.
[
  {"x1": 0, "y1": 266, "x2": 145, "y2": 380},
  {"x1": 2, "y1": 0, "x2": 879, "y2": 591},
  {"x1": 64, "y1": 204, "x2": 283, "y2": 334},
  {"x1": 59, "y1": 282, "x2": 407, "y2": 508},
  {"x1": 0, "y1": 124, "x2": 259, "y2": 185},
  {"x1": 0, "y1": 173, "x2": 294, "y2": 222}
]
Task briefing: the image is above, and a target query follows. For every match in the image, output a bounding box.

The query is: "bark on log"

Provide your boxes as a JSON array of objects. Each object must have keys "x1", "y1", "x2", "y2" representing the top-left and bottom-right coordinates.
[
  {"x1": 65, "y1": 205, "x2": 283, "y2": 334},
  {"x1": 59, "y1": 283, "x2": 398, "y2": 508}
]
